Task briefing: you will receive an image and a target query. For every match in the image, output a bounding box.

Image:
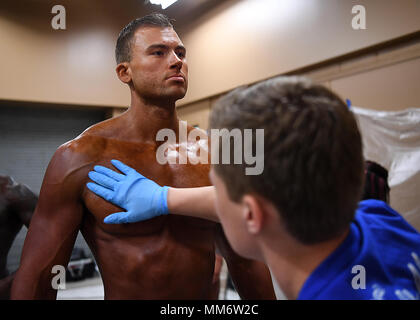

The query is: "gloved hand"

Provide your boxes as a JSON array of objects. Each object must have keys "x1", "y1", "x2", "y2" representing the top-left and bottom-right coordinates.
[{"x1": 86, "y1": 159, "x2": 169, "y2": 224}]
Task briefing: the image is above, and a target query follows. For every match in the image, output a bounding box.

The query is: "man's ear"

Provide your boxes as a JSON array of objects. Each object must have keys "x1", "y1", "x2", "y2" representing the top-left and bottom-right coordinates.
[
  {"x1": 241, "y1": 194, "x2": 265, "y2": 235},
  {"x1": 116, "y1": 62, "x2": 131, "y2": 84}
]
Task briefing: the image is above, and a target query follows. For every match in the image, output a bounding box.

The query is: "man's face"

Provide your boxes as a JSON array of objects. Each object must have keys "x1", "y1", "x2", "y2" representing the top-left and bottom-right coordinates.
[
  {"x1": 209, "y1": 168, "x2": 259, "y2": 260},
  {"x1": 127, "y1": 26, "x2": 188, "y2": 101}
]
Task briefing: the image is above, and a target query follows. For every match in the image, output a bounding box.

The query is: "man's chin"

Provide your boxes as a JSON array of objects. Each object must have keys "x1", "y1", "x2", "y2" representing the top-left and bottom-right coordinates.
[
  {"x1": 166, "y1": 88, "x2": 187, "y2": 101},
  {"x1": 142, "y1": 88, "x2": 187, "y2": 103}
]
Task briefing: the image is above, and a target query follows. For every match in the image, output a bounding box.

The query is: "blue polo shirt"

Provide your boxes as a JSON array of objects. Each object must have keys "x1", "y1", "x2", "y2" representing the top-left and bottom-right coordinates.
[{"x1": 298, "y1": 199, "x2": 420, "y2": 300}]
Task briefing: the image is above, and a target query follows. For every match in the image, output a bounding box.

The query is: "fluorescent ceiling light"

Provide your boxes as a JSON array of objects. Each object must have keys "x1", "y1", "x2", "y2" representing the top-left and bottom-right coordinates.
[{"x1": 149, "y1": 0, "x2": 179, "y2": 10}]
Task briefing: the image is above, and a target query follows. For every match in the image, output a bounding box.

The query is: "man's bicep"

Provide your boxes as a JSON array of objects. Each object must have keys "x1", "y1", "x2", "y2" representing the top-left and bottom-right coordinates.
[
  {"x1": 30, "y1": 148, "x2": 83, "y2": 233},
  {"x1": 13, "y1": 147, "x2": 86, "y2": 298},
  {"x1": 23, "y1": 185, "x2": 84, "y2": 260}
]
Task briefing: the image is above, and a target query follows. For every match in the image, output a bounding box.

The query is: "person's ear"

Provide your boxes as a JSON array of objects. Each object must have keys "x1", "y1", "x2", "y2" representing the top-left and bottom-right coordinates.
[
  {"x1": 241, "y1": 195, "x2": 265, "y2": 235},
  {"x1": 116, "y1": 62, "x2": 131, "y2": 84}
]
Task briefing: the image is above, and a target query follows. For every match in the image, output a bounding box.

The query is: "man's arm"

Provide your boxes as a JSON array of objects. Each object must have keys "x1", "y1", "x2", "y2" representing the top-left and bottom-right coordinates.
[
  {"x1": 86, "y1": 159, "x2": 218, "y2": 223},
  {"x1": 9, "y1": 183, "x2": 38, "y2": 228},
  {"x1": 87, "y1": 161, "x2": 252, "y2": 225},
  {"x1": 214, "y1": 225, "x2": 276, "y2": 300},
  {"x1": 11, "y1": 144, "x2": 86, "y2": 299},
  {"x1": 168, "y1": 186, "x2": 218, "y2": 222}
]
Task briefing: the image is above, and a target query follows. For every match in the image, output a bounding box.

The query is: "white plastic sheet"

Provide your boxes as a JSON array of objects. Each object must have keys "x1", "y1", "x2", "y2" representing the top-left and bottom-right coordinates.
[{"x1": 352, "y1": 107, "x2": 420, "y2": 231}]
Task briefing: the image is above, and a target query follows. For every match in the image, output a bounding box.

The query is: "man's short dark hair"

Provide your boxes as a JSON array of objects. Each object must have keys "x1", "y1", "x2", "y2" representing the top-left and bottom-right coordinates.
[
  {"x1": 210, "y1": 76, "x2": 364, "y2": 244},
  {"x1": 115, "y1": 13, "x2": 174, "y2": 64}
]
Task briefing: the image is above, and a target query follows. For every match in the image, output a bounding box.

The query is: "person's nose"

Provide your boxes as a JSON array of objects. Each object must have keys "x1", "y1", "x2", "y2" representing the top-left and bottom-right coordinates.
[{"x1": 169, "y1": 50, "x2": 183, "y2": 70}]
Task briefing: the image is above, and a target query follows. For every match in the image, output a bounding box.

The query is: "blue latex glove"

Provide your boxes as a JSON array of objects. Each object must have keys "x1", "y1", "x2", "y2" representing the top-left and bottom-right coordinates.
[{"x1": 86, "y1": 159, "x2": 169, "y2": 224}]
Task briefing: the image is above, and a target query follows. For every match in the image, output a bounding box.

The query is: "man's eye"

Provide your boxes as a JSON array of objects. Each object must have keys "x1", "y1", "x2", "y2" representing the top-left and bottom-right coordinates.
[
  {"x1": 177, "y1": 52, "x2": 186, "y2": 59},
  {"x1": 152, "y1": 51, "x2": 164, "y2": 56}
]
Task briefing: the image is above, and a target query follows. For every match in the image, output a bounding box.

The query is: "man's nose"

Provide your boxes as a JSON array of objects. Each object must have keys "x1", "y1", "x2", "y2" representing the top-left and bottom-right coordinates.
[{"x1": 169, "y1": 51, "x2": 183, "y2": 69}]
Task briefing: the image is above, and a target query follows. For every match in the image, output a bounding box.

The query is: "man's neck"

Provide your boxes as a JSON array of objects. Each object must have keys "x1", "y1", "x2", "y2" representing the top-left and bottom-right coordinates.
[
  {"x1": 122, "y1": 91, "x2": 180, "y2": 143},
  {"x1": 261, "y1": 229, "x2": 349, "y2": 300}
]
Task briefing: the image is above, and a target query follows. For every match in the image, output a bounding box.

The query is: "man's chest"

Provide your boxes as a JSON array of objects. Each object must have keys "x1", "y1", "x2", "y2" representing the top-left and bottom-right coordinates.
[
  {"x1": 86, "y1": 139, "x2": 210, "y2": 187},
  {"x1": 81, "y1": 140, "x2": 213, "y2": 235}
]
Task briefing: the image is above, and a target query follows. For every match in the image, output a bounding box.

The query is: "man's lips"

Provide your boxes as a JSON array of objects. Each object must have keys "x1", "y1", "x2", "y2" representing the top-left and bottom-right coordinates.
[{"x1": 166, "y1": 74, "x2": 185, "y2": 82}]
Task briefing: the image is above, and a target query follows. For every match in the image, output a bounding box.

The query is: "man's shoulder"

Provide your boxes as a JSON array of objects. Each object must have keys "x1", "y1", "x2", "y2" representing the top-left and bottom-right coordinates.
[
  {"x1": 356, "y1": 199, "x2": 413, "y2": 229},
  {"x1": 0, "y1": 175, "x2": 14, "y2": 189},
  {"x1": 357, "y1": 199, "x2": 399, "y2": 218},
  {"x1": 0, "y1": 176, "x2": 31, "y2": 202},
  {"x1": 52, "y1": 136, "x2": 102, "y2": 172},
  {"x1": 56, "y1": 116, "x2": 122, "y2": 159},
  {"x1": 46, "y1": 119, "x2": 121, "y2": 185}
]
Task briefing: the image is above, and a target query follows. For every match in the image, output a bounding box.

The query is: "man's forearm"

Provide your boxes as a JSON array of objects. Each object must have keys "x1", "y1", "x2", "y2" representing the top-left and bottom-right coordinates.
[
  {"x1": 168, "y1": 186, "x2": 219, "y2": 222},
  {"x1": 11, "y1": 266, "x2": 58, "y2": 299}
]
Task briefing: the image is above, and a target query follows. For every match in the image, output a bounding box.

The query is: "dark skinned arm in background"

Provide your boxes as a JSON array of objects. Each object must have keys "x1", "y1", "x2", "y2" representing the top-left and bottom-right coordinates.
[{"x1": 0, "y1": 179, "x2": 38, "y2": 299}]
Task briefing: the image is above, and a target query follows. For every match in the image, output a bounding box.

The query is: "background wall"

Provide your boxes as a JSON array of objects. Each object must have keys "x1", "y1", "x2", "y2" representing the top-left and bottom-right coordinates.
[
  {"x1": 1, "y1": 0, "x2": 419, "y2": 108},
  {"x1": 179, "y1": 0, "x2": 420, "y2": 106},
  {"x1": 0, "y1": 1, "x2": 128, "y2": 107},
  {"x1": 0, "y1": 0, "x2": 224, "y2": 107},
  {"x1": 178, "y1": 36, "x2": 420, "y2": 126}
]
